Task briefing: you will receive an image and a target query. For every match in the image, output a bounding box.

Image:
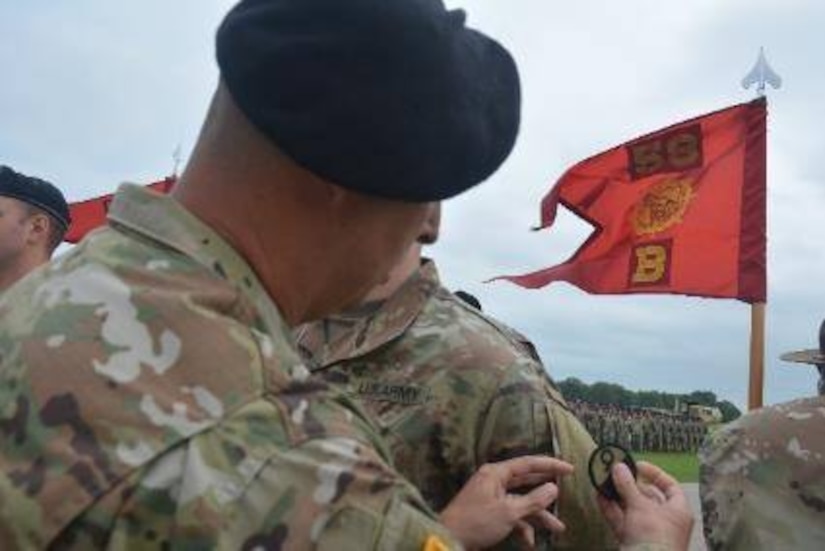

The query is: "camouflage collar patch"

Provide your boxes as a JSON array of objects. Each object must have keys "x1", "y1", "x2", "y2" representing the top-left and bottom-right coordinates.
[
  {"x1": 107, "y1": 184, "x2": 289, "y2": 339},
  {"x1": 356, "y1": 382, "x2": 431, "y2": 405},
  {"x1": 296, "y1": 260, "x2": 441, "y2": 367}
]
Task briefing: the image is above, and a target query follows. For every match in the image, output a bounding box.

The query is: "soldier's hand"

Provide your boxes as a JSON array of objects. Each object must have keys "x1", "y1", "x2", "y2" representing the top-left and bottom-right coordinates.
[
  {"x1": 438, "y1": 456, "x2": 573, "y2": 551},
  {"x1": 597, "y1": 461, "x2": 694, "y2": 551}
]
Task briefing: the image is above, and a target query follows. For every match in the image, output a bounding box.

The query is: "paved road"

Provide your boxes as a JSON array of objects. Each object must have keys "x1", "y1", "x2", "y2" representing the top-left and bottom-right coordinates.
[{"x1": 682, "y1": 483, "x2": 707, "y2": 551}]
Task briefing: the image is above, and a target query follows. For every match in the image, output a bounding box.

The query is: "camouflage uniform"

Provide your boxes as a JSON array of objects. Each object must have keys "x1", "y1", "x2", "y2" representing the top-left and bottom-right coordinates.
[
  {"x1": 700, "y1": 396, "x2": 825, "y2": 550},
  {"x1": 0, "y1": 185, "x2": 456, "y2": 550},
  {"x1": 296, "y1": 261, "x2": 615, "y2": 550}
]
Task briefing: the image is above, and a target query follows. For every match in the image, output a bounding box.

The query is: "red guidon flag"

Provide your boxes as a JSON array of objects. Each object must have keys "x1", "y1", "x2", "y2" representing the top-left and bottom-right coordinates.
[
  {"x1": 499, "y1": 99, "x2": 767, "y2": 302},
  {"x1": 65, "y1": 177, "x2": 176, "y2": 243}
]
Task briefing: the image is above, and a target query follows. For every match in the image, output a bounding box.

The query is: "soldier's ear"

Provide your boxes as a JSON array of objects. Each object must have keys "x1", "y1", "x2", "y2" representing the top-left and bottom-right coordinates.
[{"x1": 24, "y1": 212, "x2": 50, "y2": 246}]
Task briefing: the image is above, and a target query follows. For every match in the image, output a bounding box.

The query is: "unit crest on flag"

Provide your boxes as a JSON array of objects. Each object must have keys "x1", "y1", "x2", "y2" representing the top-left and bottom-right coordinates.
[{"x1": 631, "y1": 178, "x2": 695, "y2": 236}]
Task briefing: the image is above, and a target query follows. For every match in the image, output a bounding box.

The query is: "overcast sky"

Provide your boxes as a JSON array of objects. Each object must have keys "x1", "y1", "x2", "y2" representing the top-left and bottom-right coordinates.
[{"x1": 2, "y1": 0, "x2": 823, "y2": 410}]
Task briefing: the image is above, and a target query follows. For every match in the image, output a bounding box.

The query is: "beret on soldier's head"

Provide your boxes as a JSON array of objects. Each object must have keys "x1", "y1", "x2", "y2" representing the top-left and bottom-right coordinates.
[
  {"x1": 216, "y1": 0, "x2": 521, "y2": 202},
  {"x1": 0, "y1": 165, "x2": 70, "y2": 229}
]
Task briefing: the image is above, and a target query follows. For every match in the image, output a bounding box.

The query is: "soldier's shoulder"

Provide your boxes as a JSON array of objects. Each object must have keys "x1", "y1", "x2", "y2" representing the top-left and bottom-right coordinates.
[
  {"x1": 409, "y1": 288, "x2": 554, "y2": 396},
  {"x1": 421, "y1": 287, "x2": 540, "y2": 362},
  {"x1": 701, "y1": 395, "x2": 825, "y2": 491},
  {"x1": 701, "y1": 396, "x2": 825, "y2": 549},
  {"x1": 0, "y1": 228, "x2": 276, "y2": 499},
  {"x1": 716, "y1": 395, "x2": 824, "y2": 446}
]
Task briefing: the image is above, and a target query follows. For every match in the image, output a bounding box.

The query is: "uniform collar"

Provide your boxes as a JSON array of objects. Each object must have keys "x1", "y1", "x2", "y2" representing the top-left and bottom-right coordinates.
[
  {"x1": 298, "y1": 259, "x2": 441, "y2": 369},
  {"x1": 107, "y1": 183, "x2": 291, "y2": 339}
]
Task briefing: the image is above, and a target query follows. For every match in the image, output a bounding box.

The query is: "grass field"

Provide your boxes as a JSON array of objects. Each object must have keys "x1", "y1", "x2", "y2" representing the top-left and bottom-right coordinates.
[{"x1": 636, "y1": 452, "x2": 700, "y2": 483}]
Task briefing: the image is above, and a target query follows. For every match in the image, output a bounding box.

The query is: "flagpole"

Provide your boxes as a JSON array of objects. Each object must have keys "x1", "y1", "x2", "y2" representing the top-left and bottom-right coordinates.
[
  {"x1": 742, "y1": 47, "x2": 779, "y2": 411},
  {"x1": 748, "y1": 303, "x2": 766, "y2": 409}
]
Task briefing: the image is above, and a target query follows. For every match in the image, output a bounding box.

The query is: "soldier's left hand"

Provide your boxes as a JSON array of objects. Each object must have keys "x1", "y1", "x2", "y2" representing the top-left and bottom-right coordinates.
[
  {"x1": 438, "y1": 455, "x2": 573, "y2": 550},
  {"x1": 596, "y1": 461, "x2": 694, "y2": 551}
]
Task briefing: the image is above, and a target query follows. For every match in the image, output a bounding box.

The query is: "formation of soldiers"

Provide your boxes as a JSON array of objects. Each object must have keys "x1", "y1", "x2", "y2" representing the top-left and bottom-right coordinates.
[{"x1": 569, "y1": 400, "x2": 708, "y2": 454}]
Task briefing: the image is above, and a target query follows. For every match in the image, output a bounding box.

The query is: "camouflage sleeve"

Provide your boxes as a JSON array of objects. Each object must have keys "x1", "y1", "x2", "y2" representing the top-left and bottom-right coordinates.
[
  {"x1": 699, "y1": 398, "x2": 825, "y2": 550},
  {"x1": 225, "y1": 436, "x2": 460, "y2": 551},
  {"x1": 476, "y1": 362, "x2": 554, "y2": 463},
  {"x1": 700, "y1": 420, "x2": 748, "y2": 550},
  {"x1": 476, "y1": 360, "x2": 617, "y2": 550},
  {"x1": 48, "y1": 410, "x2": 459, "y2": 550}
]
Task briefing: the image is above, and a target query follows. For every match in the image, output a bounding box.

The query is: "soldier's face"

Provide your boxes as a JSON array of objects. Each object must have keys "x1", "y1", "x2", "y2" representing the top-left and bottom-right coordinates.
[
  {"x1": 348, "y1": 201, "x2": 430, "y2": 296},
  {"x1": 0, "y1": 197, "x2": 31, "y2": 272},
  {"x1": 306, "y1": 196, "x2": 432, "y2": 321}
]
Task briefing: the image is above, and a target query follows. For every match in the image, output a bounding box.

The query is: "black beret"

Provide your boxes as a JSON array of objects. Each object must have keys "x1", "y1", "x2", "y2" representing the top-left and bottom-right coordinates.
[
  {"x1": 216, "y1": 0, "x2": 520, "y2": 202},
  {"x1": 0, "y1": 165, "x2": 71, "y2": 229}
]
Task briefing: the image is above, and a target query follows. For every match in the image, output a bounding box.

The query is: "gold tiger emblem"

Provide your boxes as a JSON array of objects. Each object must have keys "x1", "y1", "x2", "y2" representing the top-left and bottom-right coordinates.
[{"x1": 632, "y1": 178, "x2": 694, "y2": 235}]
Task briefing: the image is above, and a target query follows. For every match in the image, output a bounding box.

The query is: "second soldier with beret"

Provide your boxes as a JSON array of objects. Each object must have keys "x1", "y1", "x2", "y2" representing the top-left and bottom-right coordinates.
[{"x1": 0, "y1": 165, "x2": 70, "y2": 292}]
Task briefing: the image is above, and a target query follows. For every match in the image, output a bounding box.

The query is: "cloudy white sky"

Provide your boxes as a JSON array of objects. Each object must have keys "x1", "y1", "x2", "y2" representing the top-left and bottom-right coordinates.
[{"x1": 2, "y1": 1, "x2": 823, "y2": 410}]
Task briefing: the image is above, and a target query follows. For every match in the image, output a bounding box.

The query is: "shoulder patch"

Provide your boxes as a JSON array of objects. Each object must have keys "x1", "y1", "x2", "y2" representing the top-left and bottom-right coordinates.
[{"x1": 423, "y1": 534, "x2": 452, "y2": 551}]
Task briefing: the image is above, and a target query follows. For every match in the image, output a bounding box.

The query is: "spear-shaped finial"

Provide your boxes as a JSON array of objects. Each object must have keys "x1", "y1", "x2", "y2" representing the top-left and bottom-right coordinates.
[{"x1": 742, "y1": 47, "x2": 782, "y2": 97}]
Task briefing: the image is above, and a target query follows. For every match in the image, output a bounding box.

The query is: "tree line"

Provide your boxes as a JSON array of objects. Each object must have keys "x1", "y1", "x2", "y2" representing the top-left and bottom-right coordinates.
[{"x1": 557, "y1": 377, "x2": 741, "y2": 422}]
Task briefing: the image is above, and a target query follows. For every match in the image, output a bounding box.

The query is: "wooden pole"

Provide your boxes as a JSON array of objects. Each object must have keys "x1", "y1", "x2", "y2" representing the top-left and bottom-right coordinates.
[{"x1": 748, "y1": 303, "x2": 766, "y2": 410}]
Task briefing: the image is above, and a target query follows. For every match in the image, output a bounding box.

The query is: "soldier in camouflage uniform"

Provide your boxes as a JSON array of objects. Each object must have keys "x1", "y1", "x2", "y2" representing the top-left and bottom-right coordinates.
[
  {"x1": 655, "y1": 414, "x2": 665, "y2": 452},
  {"x1": 619, "y1": 413, "x2": 632, "y2": 452},
  {"x1": 700, "y1": 319, "x2": 825, "y2": 549},
  {"x1": 631, "y1": 412, "x2": 644, "y2": 452},
  {"x1": 0, "y1": 189, "x2": 464, "y2": 548},
  {"x1": 0, "y1": 0, "x2": 579, "y2": 548},
  {"x1": 644, "y1": 413, "x2": 653, "y2": 452},
  {"x1": 296, "y1": 210, "x2": 617, "y2": 550}
]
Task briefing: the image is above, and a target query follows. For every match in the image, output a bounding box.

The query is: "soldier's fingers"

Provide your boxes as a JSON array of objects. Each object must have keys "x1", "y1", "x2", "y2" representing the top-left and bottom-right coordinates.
[
  {"x1": 509, "y1": 482, "x2": 558, "y2": 518},
  {"x1": 611, "y1": 463, "x2": 642, "y2": 506},
  {"x1": 636, "y1": 461, "x2": 685, "y2": 503},
  {"x1": 638, "y1": 481, "x2": 666, "y2": 504},
  {"x1": 488, "y1": 456, "x2": 573, "y2": 484},
  {"x1": 513, "y1": 520, "x2": 536, "y2": 550},
  {"x1": 506, "y1": 469, "x2": 567, "y2": 490},
  {"x1": 529, "y1": 509, "x2": 566, "y2": 534}
]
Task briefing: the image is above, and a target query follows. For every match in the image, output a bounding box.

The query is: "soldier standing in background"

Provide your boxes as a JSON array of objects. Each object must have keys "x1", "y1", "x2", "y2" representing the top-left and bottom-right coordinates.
[
  {"x1": 701, "y1": 318, "x2": 825, "y2": 549},
  {"x1": 643, "y1": 411, "x2": 653, "y2": 452},
  {"x1": 691, "y1": 419, "x2": 702, "y2": 453},
  {"x1": 655, "y1": 412, "x2": 665, "y2": 451},
  {"x1": 631, "y1": 411, "x2": 644, "y2": 452},
  {"x1": 0, "y1": 165, "x2": 70, "y2": 293},
  {"x1": 619, "y1": 411, "x2": 632, "y2": 451}
]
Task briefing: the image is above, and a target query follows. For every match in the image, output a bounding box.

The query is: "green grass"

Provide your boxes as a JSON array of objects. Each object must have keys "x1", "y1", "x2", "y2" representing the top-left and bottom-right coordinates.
[{"x1": 636, "y1": 452, "x2": 699, "y2": 483}]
